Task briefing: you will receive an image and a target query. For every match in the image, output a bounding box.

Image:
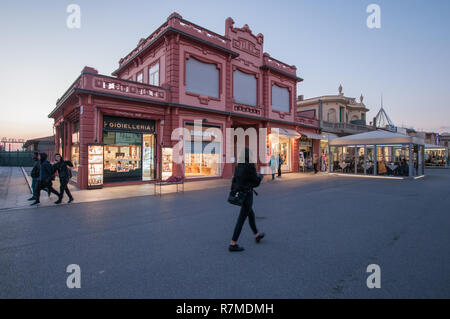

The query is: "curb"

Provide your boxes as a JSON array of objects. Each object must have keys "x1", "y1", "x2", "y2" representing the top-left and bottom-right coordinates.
[{"x1": 20, "y1": 167, "x2": 33, "y2": 194}]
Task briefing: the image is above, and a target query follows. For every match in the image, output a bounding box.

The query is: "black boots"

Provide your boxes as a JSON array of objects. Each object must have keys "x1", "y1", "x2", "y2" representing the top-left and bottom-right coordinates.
[{"x1": 68, "y1": 197, "x2": 74, "y2": 203}]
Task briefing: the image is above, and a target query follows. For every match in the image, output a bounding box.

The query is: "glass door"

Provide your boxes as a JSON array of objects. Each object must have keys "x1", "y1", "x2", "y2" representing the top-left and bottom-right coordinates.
[
  {"x1": 279, "y1": 138, "x2": 291, "y2": 172},
  {"x1": 142, "y1": 134, "x2": 156, "y2": 181}
]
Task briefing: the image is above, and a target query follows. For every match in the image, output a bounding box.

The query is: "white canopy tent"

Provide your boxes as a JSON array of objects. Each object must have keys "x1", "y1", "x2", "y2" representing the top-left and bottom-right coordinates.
[
  {"x1": 329, "y1": 130, "x2": 424, "y2": 146},
  {"x1": 328, "y1": 130, "x2": 425, "y2": 178}
]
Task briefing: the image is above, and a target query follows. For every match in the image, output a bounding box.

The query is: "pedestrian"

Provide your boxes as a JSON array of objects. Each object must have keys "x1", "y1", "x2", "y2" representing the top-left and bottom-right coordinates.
[
  {"x1": 277, "y1": 154, "x2": 283, "y2": 177},
  {"x1": 269, "y1": 154, "x2": 277, "y2": 180},
  {"x1": 30, "y1": 152, "x2": 60, "y2": 206},
  {"x1": 28, "y1": 152, "x2": 40, "y2": 201},
  {"x1": 53, "y1": 153, "x2": 74, "y2": 204},
  {"x1": 229, "y1": 147, "x2": 265, "y2": 252},
  {"x1": 313, "y1": 154, "x2": 319, "y2": 174}
]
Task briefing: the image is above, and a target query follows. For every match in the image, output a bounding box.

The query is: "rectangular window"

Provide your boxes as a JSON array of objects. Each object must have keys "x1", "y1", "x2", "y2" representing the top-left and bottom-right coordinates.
[
  {"x1": 137, "y1": 72, "x2": 143, "y2": 83},
  {"x1": 233, "y1": 69, "x2": 257, "y2": 106},
  {"x1": 149, "y1": 63, "x2": 159, "y2": 86},
  {"x1": 271, "y1": 84, "x2": 290, "y2": 113},
  {"x1": 184, "y1": 123, "x2": 221, "y2": 178},
  {"x1": 103, "y1": 132, "x2": 142, "y2": 183},
  {"x1": 186, "y1": 56, "x2": 219, "y2": 98}
]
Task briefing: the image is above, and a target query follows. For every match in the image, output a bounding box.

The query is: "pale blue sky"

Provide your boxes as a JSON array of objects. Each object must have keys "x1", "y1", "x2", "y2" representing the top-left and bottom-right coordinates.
[{"x1": 0, "y1": 0, "x2": 449, "y2": 140}]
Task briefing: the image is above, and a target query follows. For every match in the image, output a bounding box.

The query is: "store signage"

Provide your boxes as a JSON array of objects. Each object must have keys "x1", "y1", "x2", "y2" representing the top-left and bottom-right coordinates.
[
  {"x1": 103, "y1": 116, "x2": 155, "y2": 133},
  {"x1": 299, "y1": 140, "x2": 312, "y2": 147}
]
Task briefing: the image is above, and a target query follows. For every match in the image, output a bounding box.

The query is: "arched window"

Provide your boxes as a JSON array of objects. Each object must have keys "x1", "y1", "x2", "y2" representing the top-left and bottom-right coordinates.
[
  {"x1": 272, "y1": 84, "x2": 290, "y2": 113},
  {"x1": 327, "y1": 109, "x2": 337, "y2": 123},
  {"x1": 233, "y1": 69, "x2": 257, "y2": 106},
  {"x1": 186, "y1": 57, "x2": 219, "y2": 98}
]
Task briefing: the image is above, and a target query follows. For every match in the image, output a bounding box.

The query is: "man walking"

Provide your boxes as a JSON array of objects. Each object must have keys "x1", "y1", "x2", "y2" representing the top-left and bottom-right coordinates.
[
  {"x1": 277, "y1": 154, "x2": 283, "y2": 178},
  {"x1": 27, "y1": 152, "x2": 40, "y2": 201},
  {"x1": 30, "y1": 153, "x2": 60, "y2": 206}
]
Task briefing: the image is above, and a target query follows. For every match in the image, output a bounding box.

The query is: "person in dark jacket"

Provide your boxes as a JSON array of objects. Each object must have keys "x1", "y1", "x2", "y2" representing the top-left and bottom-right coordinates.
[
  {"x1": 229, "y1": 147, "x2": 265, "y2": 252},
  {"x1": 28, "y1": 152, "x2": 40, "y2": 201},
  {"x1": 30, "y1": 152, "x2": 60, "y2": 206},
  {"x1": 53, "y1": 153, "x2": 74, "y2": 204},
  {"x1": 277, "y1": 154, "x2": 283, "y2": 177}
]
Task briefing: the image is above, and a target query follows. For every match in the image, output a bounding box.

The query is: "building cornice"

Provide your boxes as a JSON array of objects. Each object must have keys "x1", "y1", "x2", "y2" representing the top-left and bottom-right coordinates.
[{"x1": 49, "y1": 88, "x2": 319, "y2": 130}]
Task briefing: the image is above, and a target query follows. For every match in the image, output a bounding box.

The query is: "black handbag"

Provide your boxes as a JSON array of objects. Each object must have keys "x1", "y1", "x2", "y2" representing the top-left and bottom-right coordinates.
[{"x1": 227, "y1": 190, "x2": 248, "y2": 206}]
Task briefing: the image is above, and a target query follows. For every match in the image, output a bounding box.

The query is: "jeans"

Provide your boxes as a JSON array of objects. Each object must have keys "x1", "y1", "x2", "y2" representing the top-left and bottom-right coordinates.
[
  {"x1": 31, "y1": 177, "x2": 38, "y2": 198},
  {"x1": 232, "y1": 191, "x2": 258, "y2": 242}
]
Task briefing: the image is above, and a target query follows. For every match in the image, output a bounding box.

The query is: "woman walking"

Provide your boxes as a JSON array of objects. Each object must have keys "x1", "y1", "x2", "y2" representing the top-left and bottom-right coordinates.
[
  {"x1": 229, "y1": 147, "x2": 265, "y2": 252},
  {"x1": 53, "y1": 153, "x2": 74, "y2": 204}
]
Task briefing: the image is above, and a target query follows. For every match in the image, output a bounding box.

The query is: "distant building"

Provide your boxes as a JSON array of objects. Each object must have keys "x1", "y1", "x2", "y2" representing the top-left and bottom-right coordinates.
[
  {"x1": 297, "y1": 85, "x2": 373, "y2": 136},
  {"x1": 23, "y1": 136, "x2": 56, "y2": 159},
  {"x1": 296, "y1": 85, "x2": 374, "y2": 172}
]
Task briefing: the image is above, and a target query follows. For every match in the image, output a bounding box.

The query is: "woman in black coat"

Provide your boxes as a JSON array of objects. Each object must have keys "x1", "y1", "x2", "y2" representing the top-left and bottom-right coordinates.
[
  {"x1": 53, "y1": 153, "x2": 74, "y2": 204},
  {"x1": 229, "y1": 147, "x2": 265, "y2": 252}
]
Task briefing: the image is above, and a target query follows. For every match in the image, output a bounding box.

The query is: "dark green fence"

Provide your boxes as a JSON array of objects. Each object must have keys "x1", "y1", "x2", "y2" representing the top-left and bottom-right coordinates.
[{"x1": 0, "y1": 151, "x2": 34, "y2": 167}]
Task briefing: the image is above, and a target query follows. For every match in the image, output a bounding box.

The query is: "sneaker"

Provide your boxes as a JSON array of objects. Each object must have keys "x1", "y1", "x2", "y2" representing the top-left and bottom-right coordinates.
[
  {"x1": 27, "y1": 197, "x2": 36, "y2": 201},
  {"x1": 228, "y1": 244, "x2": 245, "y2": 252},
  {"x1": 255, "y1": 232, "x2": 265, "y2": 243},
  {"x1": 30, "y1": 201, "x2": 40, "y2": 206}
]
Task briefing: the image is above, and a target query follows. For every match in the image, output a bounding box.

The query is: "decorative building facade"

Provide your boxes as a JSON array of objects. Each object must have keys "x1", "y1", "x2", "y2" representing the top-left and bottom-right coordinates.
[
  {"x1": 49, "y1": 13, "x2": 320, "y2": 189},
  {"x1": 296, "y1": 85, "x2": 373, "y2": 172}
]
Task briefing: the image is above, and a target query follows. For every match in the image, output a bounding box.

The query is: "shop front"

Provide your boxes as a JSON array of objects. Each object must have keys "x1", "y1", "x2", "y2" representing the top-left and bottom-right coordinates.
[
  {"x1": 86, "y1": 116, "x2": 157, "y2": 188},
  {"x1": 297, "y1": 130, "x2": 323, "y2": 173},
  {"x1": 298, "y1": 136, "x2": 313, "y2": 172},
  {"x1": 318, "y1": 133, "x2": 338, "y2": 172},
  {"x1": 184, "y1": 122, "x2": 222, "y2": 178},
  {"x1": 269, "y1": 128, "x2": 300, "y2": 172},
  {"x1": 70, "y1": 121, "x2": 80, "y2": 183},
  {"x1": 424, "y1": 144, "x2": 448, "y2": 168}
]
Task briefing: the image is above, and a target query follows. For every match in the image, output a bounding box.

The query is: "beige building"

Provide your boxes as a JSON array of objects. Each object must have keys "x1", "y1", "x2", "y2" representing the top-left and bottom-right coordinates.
[
  {"x1": 296, "y1": 85, "x2": 374, "y2": 172},
  {"x1": 297, "y1": 85, "x2": 373, "y2": 136}
]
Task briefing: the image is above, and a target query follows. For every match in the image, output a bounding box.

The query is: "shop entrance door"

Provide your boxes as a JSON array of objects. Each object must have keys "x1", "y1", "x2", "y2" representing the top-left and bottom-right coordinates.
[
  {"x1": 142, "y1": 134, "x2": 156, "y2": 181},
  {"x1": 279, "y1": 137, "x2": 291, "y2": 172}
]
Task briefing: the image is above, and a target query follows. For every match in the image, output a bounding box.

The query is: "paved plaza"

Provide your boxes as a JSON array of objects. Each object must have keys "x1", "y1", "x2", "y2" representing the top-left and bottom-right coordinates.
[{"x1": 0, "y1": 167, "x2": 450, "y2": 298}]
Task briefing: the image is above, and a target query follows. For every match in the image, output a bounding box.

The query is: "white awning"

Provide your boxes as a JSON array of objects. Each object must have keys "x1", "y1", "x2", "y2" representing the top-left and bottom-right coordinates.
[
  {"x1": 425, "y1": 144, "x2": 446, "y2": 150},
  {"x1": 298, "y1": 130, "x2": 323, "y2": 140},
  {"x1": 329, "y1": 130, "x2": 425, "y2": 146},
  {"x1": 273, "y1": 128, "x2": 301, "y2": 139}
]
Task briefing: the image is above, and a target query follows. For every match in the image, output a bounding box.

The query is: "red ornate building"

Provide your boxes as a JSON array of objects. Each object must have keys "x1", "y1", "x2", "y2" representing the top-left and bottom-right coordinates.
[{"x1": 49, "y1": 13, "x2": 320, "y2": 189}]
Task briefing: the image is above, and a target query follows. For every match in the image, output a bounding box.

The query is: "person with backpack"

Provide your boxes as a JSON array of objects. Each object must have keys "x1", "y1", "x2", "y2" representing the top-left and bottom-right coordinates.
[
  {"x1": 31, "y1": 152, "x2": 60, "y2": 206},
  {"x1": 53, "y1": 153, "x2": 74, "y2": 204},
  {"x1": 28, "y1": 152, "x2": 40, "y2": 201},
  {"x1": 228, "y1": 147, "x2": 265, "y2": 252}
]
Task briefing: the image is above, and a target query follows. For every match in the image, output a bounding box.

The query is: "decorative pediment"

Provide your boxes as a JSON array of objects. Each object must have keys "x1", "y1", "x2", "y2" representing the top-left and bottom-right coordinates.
[{"x1": 225, "y1": 17, "x2": 263, "y2": 58}]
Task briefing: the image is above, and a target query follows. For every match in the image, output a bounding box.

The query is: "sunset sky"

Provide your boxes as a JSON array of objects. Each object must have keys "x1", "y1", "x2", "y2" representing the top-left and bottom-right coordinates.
[{"x1": 1, "y1": 0, "x2": 449, "y2": 143}]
